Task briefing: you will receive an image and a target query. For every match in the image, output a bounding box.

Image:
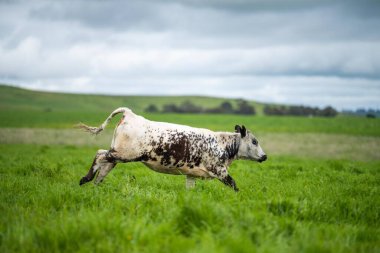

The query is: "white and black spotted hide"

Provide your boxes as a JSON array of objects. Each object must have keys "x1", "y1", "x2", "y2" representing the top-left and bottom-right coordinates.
[{"x1": 78, "y1": 107, "x2": 267, "y2": 191}]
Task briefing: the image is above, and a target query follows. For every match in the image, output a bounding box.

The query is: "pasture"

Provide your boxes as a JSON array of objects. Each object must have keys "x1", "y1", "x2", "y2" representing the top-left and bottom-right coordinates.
[{"x1": 0, "y1": 85, "x2": 379, "y2": 252}]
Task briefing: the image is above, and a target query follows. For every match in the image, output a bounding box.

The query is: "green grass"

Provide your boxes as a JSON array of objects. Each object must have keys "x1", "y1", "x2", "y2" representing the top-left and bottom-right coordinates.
[
  {"x1": 0, "y1": 144, "x2": 379, "y2": 253},
  {"x1": 1, "y1": 109, "x2": 380, "y2": 136},
  {"x1": 1, "y1": 84, "x2": 379, "y2": 136},
  {"x1": 1, "y1": 128, "x2": 380, "y2": 161},
  {"x1": 146, "y1": 113, "x2": 380, "y2": 136},
  {"x1": 0, "y1": 84, "x2": 264, "y2": 114}
]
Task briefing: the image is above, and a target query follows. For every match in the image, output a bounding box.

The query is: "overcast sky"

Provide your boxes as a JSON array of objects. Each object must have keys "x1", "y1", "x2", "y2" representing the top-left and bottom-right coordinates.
[{"x1": 0, "y1": 0, "x2": 379, "y2": 110}]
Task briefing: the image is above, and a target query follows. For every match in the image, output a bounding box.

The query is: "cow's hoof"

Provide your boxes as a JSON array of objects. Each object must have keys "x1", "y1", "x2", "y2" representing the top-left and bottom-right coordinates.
[
  {"x1": 79, "y1": 177, "x2": 89, "y2": 186},
  {"x1": 234, "y1": 187, "x2": 240, "y2": 192}
]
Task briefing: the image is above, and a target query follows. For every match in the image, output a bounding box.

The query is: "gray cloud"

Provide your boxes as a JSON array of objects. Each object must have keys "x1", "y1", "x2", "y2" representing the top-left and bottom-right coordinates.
[
  {"x1": 29, "y1": 1, "x2": 166, "y2": 31},
  {"x1": 0, "y1": 0, "x2": 379, "y2": 109}
]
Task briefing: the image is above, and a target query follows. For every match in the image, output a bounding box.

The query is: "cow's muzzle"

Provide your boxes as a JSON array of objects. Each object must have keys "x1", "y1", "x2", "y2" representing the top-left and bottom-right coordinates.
[{"x1": 258, "y1": 154, "x2": 267, "y2": 163}]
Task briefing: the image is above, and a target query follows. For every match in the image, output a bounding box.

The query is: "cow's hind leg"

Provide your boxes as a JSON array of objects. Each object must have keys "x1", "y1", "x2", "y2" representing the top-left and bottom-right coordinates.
[
  {"x1": 94, "y1": 162, "x2": 116, "y2": 185},
  {"x1": 80, "y1": 149, "x2": 109, "y2": 185}
]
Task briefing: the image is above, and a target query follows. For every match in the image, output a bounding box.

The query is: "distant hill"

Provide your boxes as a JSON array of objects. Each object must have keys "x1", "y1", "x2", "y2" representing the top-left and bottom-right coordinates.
[{"x1": 0, "y1": 84, "x2": 265, "y2": 115}]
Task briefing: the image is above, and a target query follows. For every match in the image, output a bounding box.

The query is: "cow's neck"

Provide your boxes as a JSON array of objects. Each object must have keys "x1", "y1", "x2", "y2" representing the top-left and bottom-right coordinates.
[{"x1": 224, "y1": 135, "x2": 240, "y2": 161}]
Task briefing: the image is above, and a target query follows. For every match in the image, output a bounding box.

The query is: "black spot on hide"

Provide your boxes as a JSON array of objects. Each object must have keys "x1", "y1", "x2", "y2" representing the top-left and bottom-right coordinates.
[{"x1": 152, "y1": 131, "x2": 204, "y2": 168}]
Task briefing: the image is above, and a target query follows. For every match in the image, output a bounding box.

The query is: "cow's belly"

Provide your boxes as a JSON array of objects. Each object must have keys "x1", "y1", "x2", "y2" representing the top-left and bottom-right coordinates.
[{"x1": 143, "y1": 161, "x2": 212, "y2": 178}]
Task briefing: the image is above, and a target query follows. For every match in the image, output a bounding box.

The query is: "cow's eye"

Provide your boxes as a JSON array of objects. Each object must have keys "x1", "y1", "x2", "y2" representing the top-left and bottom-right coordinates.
[{"x1": 252, "y1": 139, "x2": 258, "y2": 145}]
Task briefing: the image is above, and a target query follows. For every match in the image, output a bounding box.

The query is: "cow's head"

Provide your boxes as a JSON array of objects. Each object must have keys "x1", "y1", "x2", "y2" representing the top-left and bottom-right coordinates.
[{"x1": 235, "y1": 125, "x2": 267, "y2": 162}]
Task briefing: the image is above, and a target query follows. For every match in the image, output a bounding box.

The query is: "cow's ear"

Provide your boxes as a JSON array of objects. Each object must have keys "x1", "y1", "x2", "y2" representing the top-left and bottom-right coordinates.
[
  {"x1": 241, "y1": 125, "x2": 247, "y2": 138},
  {"x1": 235, "y1": 125, "x2": 246, "y2": 138}
]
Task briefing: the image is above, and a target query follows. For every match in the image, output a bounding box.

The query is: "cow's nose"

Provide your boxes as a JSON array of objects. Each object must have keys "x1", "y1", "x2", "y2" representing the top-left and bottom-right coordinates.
[{"x1": 260, "y1": 155, "x2": 267, "y2": 162}]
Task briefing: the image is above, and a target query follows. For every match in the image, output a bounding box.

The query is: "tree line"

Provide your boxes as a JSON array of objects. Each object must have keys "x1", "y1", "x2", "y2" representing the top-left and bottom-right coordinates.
[
  {"x1": 263, "y1": 105, "x2": 338, "y2": 117},
  {"x1": 145, "y1": 101, "x2": 338, "y2": 117},
  {"x1": 342, "y1": 108, "x2": 379, "y2": 118},
  {"x1": 145, "y1": 100, "x2": 256, "y2": 115}
]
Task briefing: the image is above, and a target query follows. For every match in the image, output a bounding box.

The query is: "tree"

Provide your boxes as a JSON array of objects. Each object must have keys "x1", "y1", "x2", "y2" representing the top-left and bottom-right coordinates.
[
  {"x1": 220, "y1": 101, "x2": 234, "y2": 114},
  {"x1": 145, "y1": 104, "x2": 159, "y2": 113},
  {"x1": 162, "y1": 104, "x2": 180, "y2": 113},
  {"x1": 320, "y1": 106, "x2": 338, "y2": 117},
  {"x1": 235, "y1": 100, "x2": 256, "y2": 115},
  {"x1": 178, "y1": 101, "x2": 203, "y2": 113}
]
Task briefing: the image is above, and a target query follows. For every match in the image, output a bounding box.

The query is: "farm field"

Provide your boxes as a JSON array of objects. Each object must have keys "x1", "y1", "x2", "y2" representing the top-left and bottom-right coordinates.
[
  {"x1": 1, "y1": 110, "x2": 380, "y2": 137},
  {"x1": 1, "y1": 144, "x2": 379, "y2": 253},
  {"x1": 0, "y1": 85, "x2": 379, "y2": 252}
]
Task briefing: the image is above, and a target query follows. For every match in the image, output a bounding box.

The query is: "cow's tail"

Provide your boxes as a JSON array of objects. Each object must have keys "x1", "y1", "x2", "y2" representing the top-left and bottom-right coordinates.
[{"x1": 76, "y1": 107, "x2": 130, "y2": 135}]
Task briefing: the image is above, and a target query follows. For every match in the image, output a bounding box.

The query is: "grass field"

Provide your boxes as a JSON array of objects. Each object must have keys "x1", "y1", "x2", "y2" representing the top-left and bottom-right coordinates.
[
  {"x1": 0, "y1": 85, "x2": 379, "y2": 252},
  {"x1": 0, "y1": 85, "x2": 265, "y2": 115},
  {"x1": 1, "y1": 145, "x2": 379, "y2": 253}
]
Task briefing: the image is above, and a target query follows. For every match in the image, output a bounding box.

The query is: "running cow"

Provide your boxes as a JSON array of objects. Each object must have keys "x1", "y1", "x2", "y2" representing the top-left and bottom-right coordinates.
[{"x1": 77, "y1": 107, "x2": 267, "y2": 191}]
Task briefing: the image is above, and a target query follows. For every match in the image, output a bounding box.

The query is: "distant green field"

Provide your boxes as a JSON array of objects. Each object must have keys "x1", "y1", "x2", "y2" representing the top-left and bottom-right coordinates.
[
  {"x1": 0, "y1": 84, "x2": 264, "y2": 114},
  {"x1": 1, "y1": 84, "x2": 380, "y2": 252},
  {"x1": 1, "y1": 110, "x2": 379, "y2": 137},
  {"x1": 1, "y1": 85, "x2": 379, "y2": 136}
]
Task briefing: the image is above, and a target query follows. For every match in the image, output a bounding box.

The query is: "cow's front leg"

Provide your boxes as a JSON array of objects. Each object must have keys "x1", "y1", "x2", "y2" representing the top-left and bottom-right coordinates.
[
  {"x1": 186, "y1": 176, "x2": 196, "y2": 189},
  {"x1": 220, "y1": 174, "x2": 239, "y2": 192},
  {"x1": 208, "y1": 166, "x2": 239, "y2": 192}
]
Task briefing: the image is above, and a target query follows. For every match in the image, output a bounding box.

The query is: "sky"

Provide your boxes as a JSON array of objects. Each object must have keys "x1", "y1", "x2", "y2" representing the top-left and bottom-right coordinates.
[{"x1": 0, "y1": 0, "x2": 379, "y2": 110}]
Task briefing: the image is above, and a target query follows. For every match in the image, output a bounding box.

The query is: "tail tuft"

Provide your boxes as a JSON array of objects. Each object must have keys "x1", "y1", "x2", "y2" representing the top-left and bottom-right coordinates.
[
  {"x1": 75, "y1": 107, "x2": 130, "y2": 135},
  {"x1": 75, "y1": 122, "x2": 103, "y2": 135}
]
